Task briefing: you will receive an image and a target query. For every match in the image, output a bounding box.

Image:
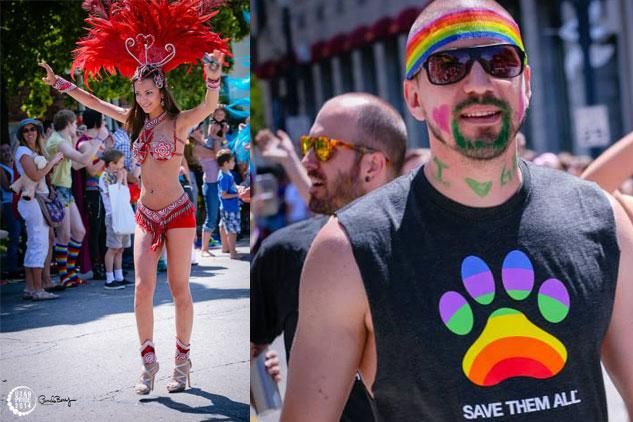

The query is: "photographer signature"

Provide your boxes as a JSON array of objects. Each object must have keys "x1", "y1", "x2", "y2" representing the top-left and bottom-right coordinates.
[{"x1": 38, "y1": 395, "x2": 77, "y2": 408}]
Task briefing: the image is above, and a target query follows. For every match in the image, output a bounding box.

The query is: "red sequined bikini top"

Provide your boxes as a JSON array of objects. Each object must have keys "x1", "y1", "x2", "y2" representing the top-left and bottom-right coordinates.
[{"x1": 132, "y1": 112, "x2": 185, "y2": 164}]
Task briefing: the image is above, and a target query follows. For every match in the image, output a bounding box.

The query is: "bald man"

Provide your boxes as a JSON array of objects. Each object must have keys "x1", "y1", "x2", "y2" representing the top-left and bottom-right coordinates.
[
  {"x1": 282, "y1": 1, "x2": 633, "y2": 421},
  {"x1": 252, "y1": 93, "x2": 406, "y2": 421}
]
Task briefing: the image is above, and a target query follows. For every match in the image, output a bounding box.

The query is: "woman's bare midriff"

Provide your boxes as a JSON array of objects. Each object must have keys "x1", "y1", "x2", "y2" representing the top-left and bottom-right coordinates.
[{"x1": 138, "y1": 158, "x2": 185, "y2": 210}]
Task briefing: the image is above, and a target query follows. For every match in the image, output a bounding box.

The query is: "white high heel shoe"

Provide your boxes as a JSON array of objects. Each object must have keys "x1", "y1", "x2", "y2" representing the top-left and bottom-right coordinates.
[
  {"x1": 134, "y1": 340, "x2": 159, "y2": 395},
  {"x1": 135, "y1": 361, "x2": 160, "y2": 394},
  {"x1": 166, "y1": 358, "x2": 191, "y2": 393}
]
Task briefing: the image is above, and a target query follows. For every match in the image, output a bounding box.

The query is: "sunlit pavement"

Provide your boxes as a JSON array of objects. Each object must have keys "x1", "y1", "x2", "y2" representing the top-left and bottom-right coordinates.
[{"x1": 0, "y1": 241, "x2": 250, "y2": 421}]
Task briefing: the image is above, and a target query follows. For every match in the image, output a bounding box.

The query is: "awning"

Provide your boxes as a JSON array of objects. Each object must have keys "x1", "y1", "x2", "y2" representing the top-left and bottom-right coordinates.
[
  {"x1": 305, "y1": 8, "x2": 424, "y2": 63},
  {"x1": 368, "y1": 17, "x2": 394, "y2": 41},
  {"x1": 327, "y1": 33, "x2": 349, "y2": 56},
  {"x1": 348, "y1": 25, "x2": 369, "y2": 50},
  {"x1": 311, "y1": 40, "x2": 327, "y2": 61}
]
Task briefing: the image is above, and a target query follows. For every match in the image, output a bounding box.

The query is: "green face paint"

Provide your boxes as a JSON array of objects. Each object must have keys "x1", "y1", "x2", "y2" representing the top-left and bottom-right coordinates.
[
  {"x1": 500, "y1": 158, "x2": 518, "y2": 185},
  {"x1": 433, "y1": 156, "x2": 449, "y2": 185},
  {"x1": 451, "y1": 97, "x2": 512, "y2": 160},
  {"x1": 500, "y1": 164, "x2": 513, "y2": 185},
  {"x1": 465, "y1": 178, "x2": 493, "y2": 197}
]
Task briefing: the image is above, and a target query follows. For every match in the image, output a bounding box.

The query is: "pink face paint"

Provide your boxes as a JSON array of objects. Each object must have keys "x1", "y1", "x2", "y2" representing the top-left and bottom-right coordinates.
[
  {"x1": 432, "y1": 105, "x2": 451, "y2": 134},
  {"x1": 516, "y1": 91, "x2": 526, "y2": 123}
]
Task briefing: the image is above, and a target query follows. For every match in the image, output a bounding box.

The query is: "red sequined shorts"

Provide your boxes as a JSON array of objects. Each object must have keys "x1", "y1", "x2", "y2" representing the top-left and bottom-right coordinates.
[{"x1": 135, "y1": 192, "x2": 195, "y2": 251}]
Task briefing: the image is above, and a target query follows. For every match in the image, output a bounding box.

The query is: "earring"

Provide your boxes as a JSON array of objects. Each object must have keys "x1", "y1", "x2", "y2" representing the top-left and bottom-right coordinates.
[{"x1": 161, "y1": 98, "x2": 165, "y2": 107}]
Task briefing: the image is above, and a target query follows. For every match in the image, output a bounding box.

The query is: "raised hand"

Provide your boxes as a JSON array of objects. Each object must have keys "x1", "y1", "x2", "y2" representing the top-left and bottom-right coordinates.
[
  {"x1": 255, "y1": 129, "x2": 296, "y2": 163},
  {"x1": 38, "y1": 61, "x2": 57, "y2": 86},
  {"x1": 203, "y1": 49, "x2": 225, "y2": 81}
]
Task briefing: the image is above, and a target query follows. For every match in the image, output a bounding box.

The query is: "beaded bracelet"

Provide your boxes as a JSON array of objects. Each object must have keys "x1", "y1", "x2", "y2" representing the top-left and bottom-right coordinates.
[
  {"x1": 206, "y1": 77, "x2": 221, "y2": 90},
  {"x1": 53, "y1": 76, "x2": 77, "y2": 93}
]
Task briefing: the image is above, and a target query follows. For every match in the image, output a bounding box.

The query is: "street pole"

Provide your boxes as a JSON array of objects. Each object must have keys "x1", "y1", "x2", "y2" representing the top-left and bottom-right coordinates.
[
  {"x1": 573, "y1": 0, "x2": 607, "y2": 157},
  {"x1": 574, "y1": 0, "x2": 597, "y2": 105},
  {"x1": 280, "y1": 1, "x2": 298, "y2": 129}
]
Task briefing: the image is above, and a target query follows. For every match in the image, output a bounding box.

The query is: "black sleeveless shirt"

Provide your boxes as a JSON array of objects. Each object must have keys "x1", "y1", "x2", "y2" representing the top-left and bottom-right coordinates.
[
  {"x1": 251, "y1": 216, "x2": 376, "y2": 421},
  {"x1": 337, "y1": 160, "x2": 619, "y2": 421}
]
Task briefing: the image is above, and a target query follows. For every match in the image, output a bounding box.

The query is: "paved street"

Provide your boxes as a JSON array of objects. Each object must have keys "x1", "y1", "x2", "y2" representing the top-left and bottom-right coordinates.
[{"x1": 0, "y1": 243, "x2": 249, "y2": 422}]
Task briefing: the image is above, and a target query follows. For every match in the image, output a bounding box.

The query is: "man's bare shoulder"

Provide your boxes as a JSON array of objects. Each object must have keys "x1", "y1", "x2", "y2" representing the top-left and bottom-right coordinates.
[
  {"x1": 306, "y1": 216, "x2": 356, "y2": 273},
  {"x1": 284, "y1": 216, "x2": 370, "y2": 422},
  {"x1": 301, "y1": 216, "x2": 368, "y2": 314},
  {"x1": 312, "y1": 216, "x2": 351, "y2": 248}
]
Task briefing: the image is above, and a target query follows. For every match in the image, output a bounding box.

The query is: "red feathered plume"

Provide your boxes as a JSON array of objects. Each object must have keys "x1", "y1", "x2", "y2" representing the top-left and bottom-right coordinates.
[{"x1": 72, "y1": 0, "x2": 230, "y2": 85}]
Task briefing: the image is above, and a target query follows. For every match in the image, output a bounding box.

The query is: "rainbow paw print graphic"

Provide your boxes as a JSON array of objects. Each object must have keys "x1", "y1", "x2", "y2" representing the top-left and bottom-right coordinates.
[{"x1": 438, "y1": 250, "x2": 570, "y2": 387}]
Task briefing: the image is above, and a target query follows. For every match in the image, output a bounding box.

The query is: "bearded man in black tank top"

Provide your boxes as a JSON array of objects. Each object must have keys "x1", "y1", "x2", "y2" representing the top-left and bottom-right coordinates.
[
  {"x1": 282, "y1": 1, "x2": 633, "y2": 421},
  {"x1": 252, "y1": 92, "x2": 407, "y2": 421}
]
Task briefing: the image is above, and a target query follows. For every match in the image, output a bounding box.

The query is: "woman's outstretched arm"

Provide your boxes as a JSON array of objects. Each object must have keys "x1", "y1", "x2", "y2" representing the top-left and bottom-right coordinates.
[
  {"x1": 582, "y1": 131, "x2": 633, "y2": 193},
  {"x1": 176, "y1": 50, "x2": 225, "y2": 135},
  {"x1": 39, "y1": 61, "x2": 129, "y2": 124}
]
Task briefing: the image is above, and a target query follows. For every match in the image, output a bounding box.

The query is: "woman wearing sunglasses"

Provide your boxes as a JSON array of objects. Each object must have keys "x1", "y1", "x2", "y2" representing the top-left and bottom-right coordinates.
[
  {"x1": 283, "y1": 1, "x2": 633, "y2": 421},
  {"x1": 13, "y1": 118, "x2": 64, "y2": 301}
]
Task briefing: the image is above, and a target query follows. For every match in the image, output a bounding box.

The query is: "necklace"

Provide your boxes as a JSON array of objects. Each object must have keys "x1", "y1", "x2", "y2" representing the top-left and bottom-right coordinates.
[
  {"x1": 144, "y1": 111, "x2": 167, "y2": 131},
  {"x1": 138, "y1": 111, "x2": 167, "y2": 146}
]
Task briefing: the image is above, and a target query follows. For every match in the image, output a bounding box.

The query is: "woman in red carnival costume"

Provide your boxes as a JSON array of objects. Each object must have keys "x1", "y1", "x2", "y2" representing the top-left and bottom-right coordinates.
[{"x1": 40, "y1": 0, "x2": 229, "y2": 394}]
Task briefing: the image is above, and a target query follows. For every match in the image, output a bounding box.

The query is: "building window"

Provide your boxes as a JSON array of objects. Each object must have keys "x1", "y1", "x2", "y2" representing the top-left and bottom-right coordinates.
[
  {"x1": 340, "y1": 53, "x2": 354, "y2": 92},
  {"x1": 384, "y1": 37, "x2": 404, "y2": 115},
  {"x1": 320, "y1": 60, "x2": 334, "y2": 101},
  {"x1": 361, "y1": 46, "x2": 377, "y2": 95},
  {"x1": 300, "y1": 64, "x2": 316, "y2": 119}
]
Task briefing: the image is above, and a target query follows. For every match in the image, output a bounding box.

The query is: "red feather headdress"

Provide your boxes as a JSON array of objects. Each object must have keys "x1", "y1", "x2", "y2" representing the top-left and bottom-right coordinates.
[{"x1": 71, "y1": 0, "x2": 230, "y2": 87}]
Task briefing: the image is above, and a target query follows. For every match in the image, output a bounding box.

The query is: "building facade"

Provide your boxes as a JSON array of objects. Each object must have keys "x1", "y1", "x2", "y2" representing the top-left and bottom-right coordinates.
[{"x1": 253, "y1": 0, "x2": 633, "y2": 154}]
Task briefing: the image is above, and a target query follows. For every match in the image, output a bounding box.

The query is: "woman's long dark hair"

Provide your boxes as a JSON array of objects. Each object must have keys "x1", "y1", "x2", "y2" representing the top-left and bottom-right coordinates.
[{"x1": 126, "y1": 66, "x2": 180, "y2": 141}]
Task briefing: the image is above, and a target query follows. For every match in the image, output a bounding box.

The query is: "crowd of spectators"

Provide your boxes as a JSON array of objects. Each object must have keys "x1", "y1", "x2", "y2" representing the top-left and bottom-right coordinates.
[
  {"x1": 1, "y1": 105, "x2": 252, "y2": 296},
  {"x1": 252, "y1": 131, "x2": 633, "y2": 248}
]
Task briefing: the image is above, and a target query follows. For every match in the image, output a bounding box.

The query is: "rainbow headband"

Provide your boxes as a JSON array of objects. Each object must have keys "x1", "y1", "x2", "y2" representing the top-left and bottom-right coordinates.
[{"x1": 405, "y1": 8, "x2": 526, "y2": 80}]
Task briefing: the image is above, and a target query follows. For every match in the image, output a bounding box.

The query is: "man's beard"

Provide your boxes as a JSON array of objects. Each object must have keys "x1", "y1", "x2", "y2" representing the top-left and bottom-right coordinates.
[
  {"x1": 428, "y1": 95, "x2": 523, "y2": 161},
  {"x1": 308, "y1": 155, "x2": 365, "y2": 215}
]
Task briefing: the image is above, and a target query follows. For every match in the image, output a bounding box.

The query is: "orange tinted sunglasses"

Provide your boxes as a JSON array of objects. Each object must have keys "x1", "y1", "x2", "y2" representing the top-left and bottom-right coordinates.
[{"x1": 300, "y1": 135, "x2": 379, "y2": 162}]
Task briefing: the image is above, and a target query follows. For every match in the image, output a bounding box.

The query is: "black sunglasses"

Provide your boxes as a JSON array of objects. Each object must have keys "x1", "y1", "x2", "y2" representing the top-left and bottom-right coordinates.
[
  {"x1": 22, "y1": 127, "x2": 39, "y2": 133},
  {"x1": 422, "y1": 44, "x2": 526, "y2": 86}
]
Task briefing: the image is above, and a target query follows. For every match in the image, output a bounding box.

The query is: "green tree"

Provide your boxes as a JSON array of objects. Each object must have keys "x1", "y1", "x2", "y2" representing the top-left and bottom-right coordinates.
[
  {"x1": 1, "y1": 1, "x2": 87, "y2": 120},
  {"x1": 211, "y1": 1, "x2": 250, "y2": 43},
  {"x1": 1, "y1": 0, "x2": 250, "y2": 129}
]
